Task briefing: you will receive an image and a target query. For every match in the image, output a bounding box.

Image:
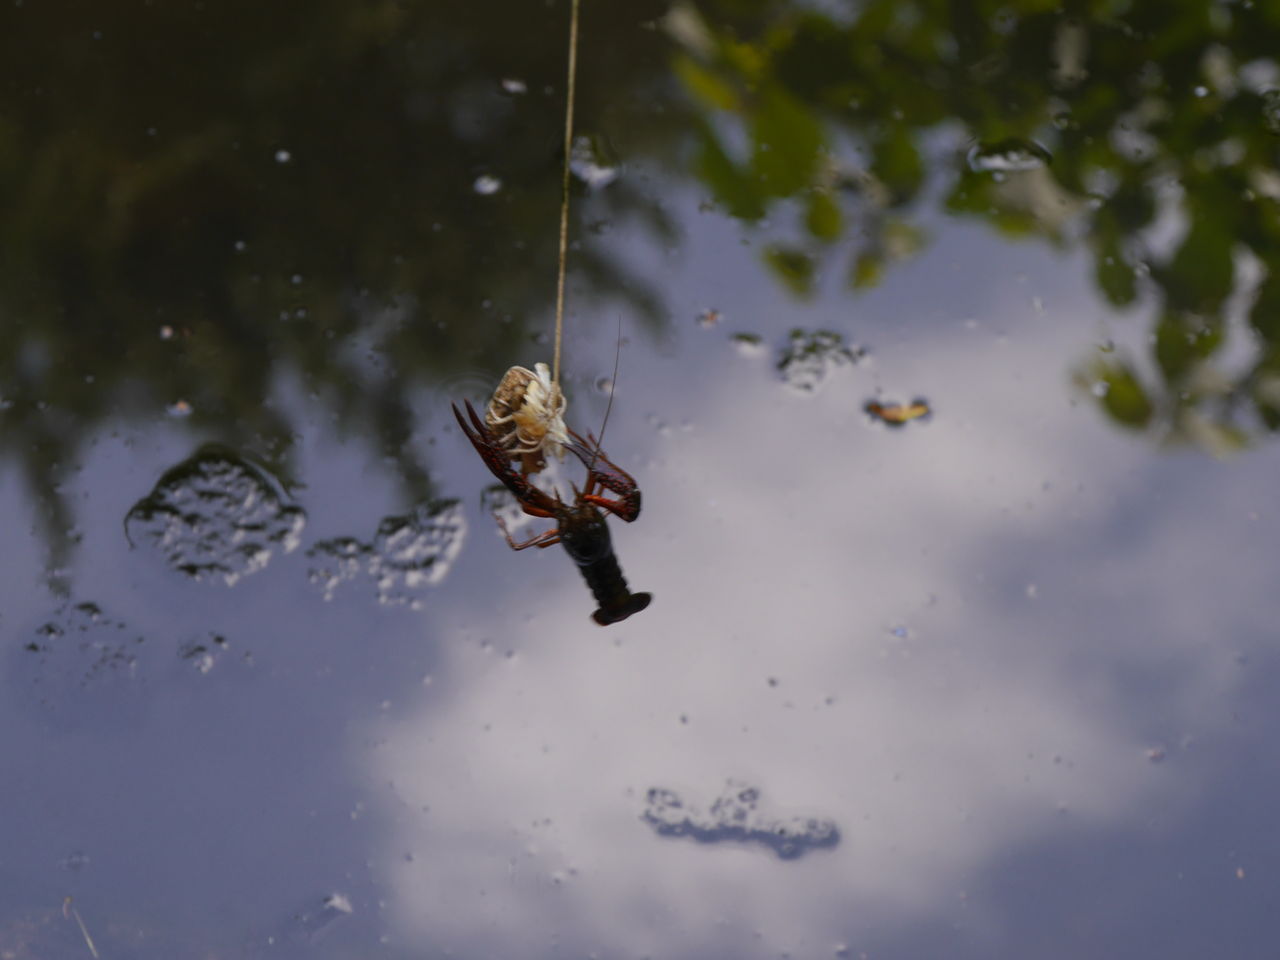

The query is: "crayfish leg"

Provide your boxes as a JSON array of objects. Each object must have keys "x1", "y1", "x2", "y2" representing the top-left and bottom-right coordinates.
[{"x1": 495, "y1": 515, "x2": 561, "y2": 551}]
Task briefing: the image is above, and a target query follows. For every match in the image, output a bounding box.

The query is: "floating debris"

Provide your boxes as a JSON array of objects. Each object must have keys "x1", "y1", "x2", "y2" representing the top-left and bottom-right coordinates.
[
  {"x1": 165, "y1": 400, "x2": 193, "y2": 418},
  {"x1": 295, "y1": 893, "x2": 353, "y2": 943},
  {"x1": 569, "y1": 134, "x2": 620, "y2": 189},
  {"x1": 124, "y1": 445, "x2": 306, "y2": 586},
  {"x1": 306, "y1": 500, "x2": 465, "y2": 608},
  {"x1": 696, "y1": 308, "x2": 721, "y2": 328},
  {"x1": 731, "y1": 332, "x2": 765, "y2": 356},
  {"x1": 777, "y1": 329, "x2": 864, "y2": 392},
  {"x1": 63, "y1": 898, "x2": 99, "y2": 960},
  {"x1": 966, "y1": 138, "x2": 1052, "y2": 173},
  {"x1": 12, "y1": 602, "x2": 148, "y2": 724},
  {"x1": 641, "y1": 780, "x2": 840, "y2": 859},
  {"x1": 865, "y1": 398, "x2": 931, "y2": 427},
  {"x1": 178, "y1": 633, "x2": 231, "y2": 675}
]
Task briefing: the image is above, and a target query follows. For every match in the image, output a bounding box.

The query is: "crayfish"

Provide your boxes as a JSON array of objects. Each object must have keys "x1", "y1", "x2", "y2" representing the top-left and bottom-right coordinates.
[{"x1": 453, "y1": 399, "x2": 651, "y2": 625}]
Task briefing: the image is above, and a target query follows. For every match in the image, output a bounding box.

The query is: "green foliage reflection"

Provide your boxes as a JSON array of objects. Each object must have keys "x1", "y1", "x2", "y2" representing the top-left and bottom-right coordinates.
[
  {"x1": 0, "y1": 0, "x2": 673, "y2": 569},
  {"x1": 672, "y1": 0, "x2": 1280, "y2": 450}
]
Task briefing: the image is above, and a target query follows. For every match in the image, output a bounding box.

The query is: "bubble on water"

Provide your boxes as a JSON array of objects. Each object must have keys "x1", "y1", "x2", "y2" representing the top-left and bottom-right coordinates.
[
  {"x1": 1264, "y1": 90, "x2": 1280, "y2": 135},
  {"x1": 500, "y1": 77, "x2": 527, "y2": 95},
  {"x1": 777, "y1": 329, "x2": 865, "y2": 392},
  {"x1": 641, "y1": 780, "x2": 840, "y2": 859},
  {"x1": 306, "y1": 500, "x2": 466, "y2": 608},
  {"x1": 1091, "y1": 380, "x2": 1110, "y2": 398},
  {"x1": 306, "y1": 537, "x2": 370, "y2": 601},
  {"x1": 158, "y1": 325, "x2": 174, "y2": 341},
  {"x1": 473, "y1": 174, "x2": 503, "y2": 195},
  {"x1": 125, "y1": 445, "x2": 306, "y2": 586},
  {"x1": 370, "y1": 500, "x2": 467, "y2": 606},
  {"x1": 966, "y1": 138, "x2": 1052, "y2": 173},
  {"x1": 274, "y1": 149, "x2": 292, "y2": 164},
  {"x1": 569, "y1": 134, "x2": 620, "y2": 189}
]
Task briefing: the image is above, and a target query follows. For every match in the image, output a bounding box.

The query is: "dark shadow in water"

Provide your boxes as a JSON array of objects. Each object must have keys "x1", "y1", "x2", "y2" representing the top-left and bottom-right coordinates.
[
  {"x1": 0, "y1": 0, "x2": 676, "y2": 575},
  {"x1": 6, "y1": 0, "x2": 1280, "y2": 577}
]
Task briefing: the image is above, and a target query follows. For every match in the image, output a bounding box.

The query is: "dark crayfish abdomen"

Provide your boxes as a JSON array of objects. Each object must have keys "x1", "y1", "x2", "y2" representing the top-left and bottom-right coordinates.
[
  {"x1": 559, "y1": 504, "x2": 651, "y2": 625},
  {"x1": 577, "y1": 551, "x2": 652, "y2": 626}
]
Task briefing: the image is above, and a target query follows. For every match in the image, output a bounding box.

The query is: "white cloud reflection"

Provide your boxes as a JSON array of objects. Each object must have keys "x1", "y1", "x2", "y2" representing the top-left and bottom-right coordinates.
[{"x1": 374, "y1": 239, "x2": 1267, "y2": 957}]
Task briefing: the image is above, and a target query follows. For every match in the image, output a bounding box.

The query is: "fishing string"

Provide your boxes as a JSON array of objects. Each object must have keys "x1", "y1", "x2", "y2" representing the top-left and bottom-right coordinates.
[{"x1": 552, "y1": 0, "x2": 580, "y2": 389}]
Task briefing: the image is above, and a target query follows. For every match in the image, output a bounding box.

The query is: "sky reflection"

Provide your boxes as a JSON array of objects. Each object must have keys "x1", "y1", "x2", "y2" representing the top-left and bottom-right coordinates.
[{"x1": 367, "y1": 192, "x2": 1274, "y2": 958}]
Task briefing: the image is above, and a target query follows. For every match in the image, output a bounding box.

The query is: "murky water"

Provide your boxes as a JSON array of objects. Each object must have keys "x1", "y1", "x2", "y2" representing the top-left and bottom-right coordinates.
[{"x1": 4, "y1": 2, "x2": 1280, "y2": 958}]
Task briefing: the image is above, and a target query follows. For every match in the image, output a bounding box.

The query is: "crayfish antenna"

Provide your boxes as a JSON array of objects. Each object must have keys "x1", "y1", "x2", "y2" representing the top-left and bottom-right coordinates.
[{"x1": 587, "y1": 316, "x2": 624, "y2": 474}]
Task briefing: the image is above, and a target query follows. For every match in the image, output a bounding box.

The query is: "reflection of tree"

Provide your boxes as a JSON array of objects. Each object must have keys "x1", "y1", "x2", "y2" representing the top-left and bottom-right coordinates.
[
  {"x1": 0, "y1": 0, "x2": 674, "y2": 571},
  {"x1": 11, "y1": 0, "x2": 1280, "y2": 580},
  {"x1": 672, "y1": 0, "x2": 1280, "y2": 451}
]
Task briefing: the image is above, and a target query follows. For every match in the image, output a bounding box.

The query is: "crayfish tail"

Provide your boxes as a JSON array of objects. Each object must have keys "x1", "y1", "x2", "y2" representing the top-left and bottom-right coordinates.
[{"x1": 592, "y1": 592, "x2": 652, "y2": 626}]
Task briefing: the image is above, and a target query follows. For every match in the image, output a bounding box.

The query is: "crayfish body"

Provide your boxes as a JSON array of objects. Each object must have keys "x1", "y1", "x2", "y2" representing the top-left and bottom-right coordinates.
[{"x1": 453, "y1": 399, "x2": 650, "y2": 625}]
